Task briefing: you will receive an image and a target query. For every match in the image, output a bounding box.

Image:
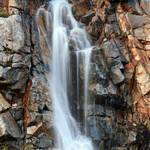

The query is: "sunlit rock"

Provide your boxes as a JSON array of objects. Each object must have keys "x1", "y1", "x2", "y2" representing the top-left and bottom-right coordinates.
[
  {"x1": 0, "y1": 15, "x2": 24, "y2": 52},
  {"x1": 133, "y1": 27, "x2": 146, "y2": 41},
  {"x1": 0, "y1": 93, "x2": 10, "y2": 112},
  {"x1": 136, "y1": 64, "x2": 150, "y2": 95},
  {"x1": 111, "y1": 66, "x2": 125, "y2": 84},
  {"x1": 8, "y1": 0, "x2": 23, "y2": 15},
  {"x1": 126, "y1": 13, "x2": 150, "y2": 29},
  {"x1": 27, "y1": 122, "x2": 42, "y2": 135}
]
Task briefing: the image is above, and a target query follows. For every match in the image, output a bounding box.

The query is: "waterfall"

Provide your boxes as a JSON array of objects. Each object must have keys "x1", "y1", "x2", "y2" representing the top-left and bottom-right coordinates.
[{"x1": 36, "y1": 0, "x2": 94, "y2": 149}]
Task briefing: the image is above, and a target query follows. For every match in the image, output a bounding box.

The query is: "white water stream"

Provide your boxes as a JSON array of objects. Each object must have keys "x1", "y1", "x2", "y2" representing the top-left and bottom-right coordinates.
[{"x1": 37, "y1": 0, "x2": 94, "y2": 149}]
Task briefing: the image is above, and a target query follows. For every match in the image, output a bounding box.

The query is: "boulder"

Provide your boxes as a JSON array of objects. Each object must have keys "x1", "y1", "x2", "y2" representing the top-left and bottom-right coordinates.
[
  {"x1": 0, "y1": 111, "x2": 21, "y2": 137},
  {"x1": 126, "y1": 13, "x2": 150, "y2": 28},
  {"x1": 2, "y1": 67, "x2": 29, "y2": 90}
]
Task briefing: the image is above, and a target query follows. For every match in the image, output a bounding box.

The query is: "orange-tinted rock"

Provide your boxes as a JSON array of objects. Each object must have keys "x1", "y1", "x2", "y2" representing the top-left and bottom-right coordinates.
[
  {"x1": 72, "y1": 0, "x2": 90, "y2": 19},
  {"x1": 136, "y1": 64, "x2": 150, "y2": 95}
]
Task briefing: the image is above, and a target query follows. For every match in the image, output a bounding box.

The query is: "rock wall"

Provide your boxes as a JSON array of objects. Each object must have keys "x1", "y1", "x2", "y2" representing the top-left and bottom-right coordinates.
[
  {"x1": 72, "y1": 0, "x2": 150, "y2": 149},
  {"x1": 0, "y1": 0, "x2": 150, "y2": 150}
]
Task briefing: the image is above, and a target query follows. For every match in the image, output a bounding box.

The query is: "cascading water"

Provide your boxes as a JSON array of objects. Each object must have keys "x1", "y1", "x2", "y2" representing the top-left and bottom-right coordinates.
[{"x1": 36, "y1": 0, "x2": 94, "y2": 149}]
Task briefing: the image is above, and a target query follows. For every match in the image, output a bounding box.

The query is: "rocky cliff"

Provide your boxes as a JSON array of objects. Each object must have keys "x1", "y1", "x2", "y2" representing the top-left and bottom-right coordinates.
[{"x1": 0, "y1": 0, "x2": 150, "y2": 150}]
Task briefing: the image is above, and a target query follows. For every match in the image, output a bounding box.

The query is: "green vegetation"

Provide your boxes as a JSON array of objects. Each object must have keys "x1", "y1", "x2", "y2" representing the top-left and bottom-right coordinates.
[
  {"x1": 24, "y1": 144, "x2": 35, "y2": 150},
  {"x1": 0, "y1": 8, "x2": 8, "y2": 17},
  {"x1": 2, "y1": 145, "x2": 8, "y2": 150}
]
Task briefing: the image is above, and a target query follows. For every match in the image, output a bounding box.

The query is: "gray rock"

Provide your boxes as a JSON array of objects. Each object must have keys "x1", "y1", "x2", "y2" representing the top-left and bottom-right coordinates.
[
  {"x1": 126, "y1": 13, "x2": 150, "y2": 29},
  {"x1": 0, "y1": 111, "x2": 21, "y2": 138},
  {"x1": 88, "y1": 104, "x2": 105, "y2": 116},
  {"x1": 95, "y1": 83, "x2": 108, "y2": 95},
  {"x1": 102, "y1": 40, "x2": 120, "y2": 59},
  {"x1": 0, "y1": 44, "x2": 4, "y2": 51},
  {"x1": 37, "y1": 133, "x2": 53, "y2": 148},
  {"x1": 0, "y1": 65, "x2": 3, "y2": 77},
  {"x1": 0, "y1": 15, "x2": 25, "y2": 52},
  {"x1": 105, "y1": 24, "x2": 113, "y2": 37},
  {"x1": 0, "y1": 52, "x2": 13, "y2": 66},
  {"x1": 133, "y1": 27, "x2": 146, "y2": 41},
  {"x1": 111, "y1": 66, "x2": 125, "y2": 84},
  {"x1": 0, "y1": 67, "x2": 29, "y2": 92},
  {"x1": 10, "y1": 108, "x2": 23, "y2": 121}
]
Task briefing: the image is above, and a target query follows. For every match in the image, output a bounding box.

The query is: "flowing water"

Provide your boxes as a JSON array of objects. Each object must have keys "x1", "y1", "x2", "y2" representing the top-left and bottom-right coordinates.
[{"x1": 36, "y1": 0, "x2": 94, "y2": 149}]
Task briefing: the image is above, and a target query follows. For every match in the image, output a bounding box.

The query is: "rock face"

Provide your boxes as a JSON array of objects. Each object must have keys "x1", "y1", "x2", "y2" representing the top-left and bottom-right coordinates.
[
  {"x1": 0, "y1": 15, "x2": 24, "y2": 51},
  {"x1": 0, "y1": 0, "x2": 150, "y2": 150},
  {"x1": 0, "y1": 111, "x2": 21, "y2": 138}
]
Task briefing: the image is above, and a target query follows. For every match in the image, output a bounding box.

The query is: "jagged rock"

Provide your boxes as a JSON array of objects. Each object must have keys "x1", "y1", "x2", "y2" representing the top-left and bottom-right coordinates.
[
  {"x1": 117, "y1": 11, "x2": 131, "y2": 34},
  {"x1": 0, "y1": 15, "x2": 25, "y2": 52},
  {"x1": 27, "y1": 122, "x2": 42, "y2": 135},
  {"x1": 88, "y1": 104, "x2": 105, "y2": 116},
  {"x1": 36, "y1": 133, "x2": 53, "y2": 148},
  {"x1": 2, "y1": 67, "x2": 29, "y2": 90},
  {"x1": 12, "y1": 54, "x2": 31, "y2": 68},
  {"x1": 0, "y1": 93, "x2": 10, "y2": 112},
  {"x1": 0, "y1": 111, "x2": 21, "y2": 137},
  {"x1": 107, "y1": 80, "x2": 117, "y2": 95},
  {"x1": 111, "y1": 66, "x2": 125, "y2": 84},
  {"x1": 134, "y1": 27, "x2": 146, "y2": 41},
  {"x1": 10, "y1": 108, "x2": 23, "y2": 121},
  {"x1": 102, "y1": 40, "x2": 118, "y2": 58},
  {"x1": 134, "y1": 24, "x2": 150, "y2": 42},
  {"x1": 81, "y1": 11, "x2": 95, "y2": 25},
  {"x1": 126, "y1": 14, "x2": 150, "y2": 29},
  {"x1": 136, "y1": 64, "x2": 150, "y2": 95},
  {"x1": 29, "y1": 77, "x2": 52, "y2": 125},
  {"x1": 87, "y1": 15, "x2": 103, "y2": 39},
  {"x1": 89, "y1": 83, "x2": 108, "y2": 95},
  {"x1": 0, "y1": 52, "x2": 13, "y2": 66},
  {"x1": 140, "y1": 0, "x2": 150, "y2": 15}
]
